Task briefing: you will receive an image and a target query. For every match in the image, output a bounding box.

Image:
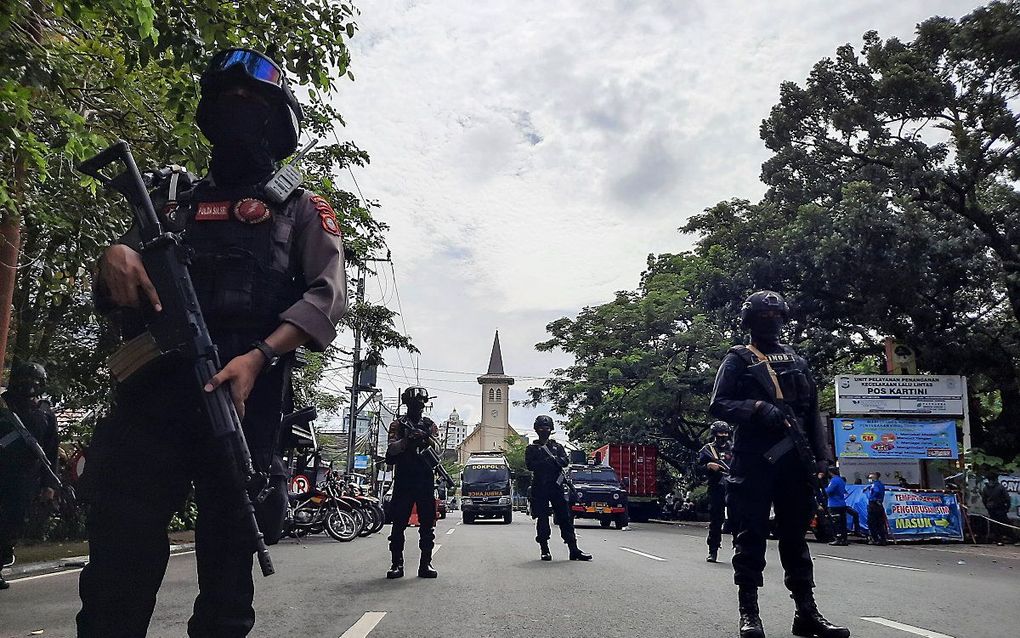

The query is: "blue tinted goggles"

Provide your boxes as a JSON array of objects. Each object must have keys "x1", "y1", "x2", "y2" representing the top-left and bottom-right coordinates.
[{"x1": 206, "y1": 49, "x2": 284, "y2": 90}]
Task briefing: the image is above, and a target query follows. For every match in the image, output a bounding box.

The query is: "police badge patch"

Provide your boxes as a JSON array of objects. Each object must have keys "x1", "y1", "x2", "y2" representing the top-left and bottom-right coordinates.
[
  {"x1": 233, "y1": 198, "x2": 272, "y2": 224},
  {"x1": 310, "y1": 194, "x2": 341, "y2": 237}
]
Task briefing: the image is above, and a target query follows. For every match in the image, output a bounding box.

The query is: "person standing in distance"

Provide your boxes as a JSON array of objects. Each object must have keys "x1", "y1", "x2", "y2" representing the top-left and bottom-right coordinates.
[
  {"x1": 77, "y1": 48, "x2": 347, "y2": 637},
  {"x1": 710, "y1": 291, "x2": 849, "y2": 638},
  {"x1": 0, "y1": 362, "x2": 60, "y2": 591},
  {"x1": 698, "y1": 420, "x2": 734, "y2": 563},
  {"x1": 385, "y1": 386, "x2": 441, "y2": 580},
  {"x1": 525, "y1": 415, "x2": 592, "y2": 562},
  {"x1": 825, "y1": 467, "x2": 850, "y2": 547},
  {"x1": 864, "y1": 472, "x2": 888, "y2": 546}
]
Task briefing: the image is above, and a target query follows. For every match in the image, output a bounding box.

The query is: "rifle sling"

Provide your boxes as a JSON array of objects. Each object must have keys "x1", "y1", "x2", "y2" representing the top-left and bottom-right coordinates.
[
  {"x1": 744, "y1": 343, "x2": 785, "y2": 400},
  {"x1": 540, "y1": 443, "x2": 569, "y2": 487},
  {"x1": 743, "y1": 344, "x2": 796, "y2": 465},
  {"x1": 0, "y1": 430, "x2": 19, "y2": 448}
]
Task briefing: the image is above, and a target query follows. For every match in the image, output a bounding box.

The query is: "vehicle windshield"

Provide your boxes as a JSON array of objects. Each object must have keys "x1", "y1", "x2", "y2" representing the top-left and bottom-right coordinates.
[
  {"x1": 463, "y1": 464, "x2": 510, "y2": 487},
  {"x1": 570, "y1": 468, "x2": 620, "y2": 485}
]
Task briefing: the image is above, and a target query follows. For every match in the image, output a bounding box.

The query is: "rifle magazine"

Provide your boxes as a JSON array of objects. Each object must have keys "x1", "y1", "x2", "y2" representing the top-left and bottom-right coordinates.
[{"x1": 109, "y1": 332, "x2": 163, "y2": 381}]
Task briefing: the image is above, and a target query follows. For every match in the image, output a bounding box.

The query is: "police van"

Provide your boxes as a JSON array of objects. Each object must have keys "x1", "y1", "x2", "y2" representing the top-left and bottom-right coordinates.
[{"x1": 460, "y1": 452, "x2": 513, "y2": 524}]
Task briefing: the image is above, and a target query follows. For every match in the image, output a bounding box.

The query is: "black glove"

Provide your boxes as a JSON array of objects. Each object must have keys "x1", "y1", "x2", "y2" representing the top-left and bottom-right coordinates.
[{"x1": 755, "y1": 402, "x2": 787, "y2": 433}]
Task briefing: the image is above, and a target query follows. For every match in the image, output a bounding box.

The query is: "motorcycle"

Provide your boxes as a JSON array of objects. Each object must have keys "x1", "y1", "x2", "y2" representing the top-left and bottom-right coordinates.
[{"x1": 284, "y1": 477, "x2": 361, "y2": 542}]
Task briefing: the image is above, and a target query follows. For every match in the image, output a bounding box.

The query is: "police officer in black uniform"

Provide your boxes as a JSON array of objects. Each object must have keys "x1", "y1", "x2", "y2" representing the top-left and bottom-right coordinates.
[
  {"x1": 0, "y1": 362, "x2": 60, "y2": 591},
  {"x1": 77, "y1": 48, "x2": 347, "y2": 637},
  {"x1": 698, "y1": 420, "x2": 733, "y2": 563},
  {"x1": 385, "y1": 386, "x2": 440, "y2": 580},
  {"x1": 525, "y1": 415, "x2": 592, "y2": 562},
  {"x1": 710, "y1": 291, "x2": 849, "y2": 638}
]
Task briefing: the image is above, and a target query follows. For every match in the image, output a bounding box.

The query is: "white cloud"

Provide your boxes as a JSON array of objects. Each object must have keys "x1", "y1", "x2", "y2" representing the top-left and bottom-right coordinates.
[{"x1": 324, "y1": 0, "x2": 980, "y2": 428}]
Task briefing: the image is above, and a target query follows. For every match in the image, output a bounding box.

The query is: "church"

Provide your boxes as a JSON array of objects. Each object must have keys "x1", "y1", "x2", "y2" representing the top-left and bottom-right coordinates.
[{"x1": 456, "y1": 331, "x2": 521, "y2": 464}]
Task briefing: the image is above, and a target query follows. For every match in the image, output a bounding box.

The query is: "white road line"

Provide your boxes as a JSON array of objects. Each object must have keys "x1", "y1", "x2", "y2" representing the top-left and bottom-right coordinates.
[
  {"x1": 618, "y1": 546, "x2": 666, "y2": 562},
  {"x1": 816, "y1": 554, "x2": 924, "y2": 572},
  {"x1": 446, "y1": 528, "x2": 456, "y2": 535},
  {"x1": 10, "y1": 550, "x2": 197, "y2": 584},
  {"x1": 338, "y1": 612, "x2": 387, "y2": 638},
  {"x1": 861, "y1": 617, "x2": 955, "y2": 637},
  {"x1": 432, "y1": 543, "x2": 442, "y2": 555}
]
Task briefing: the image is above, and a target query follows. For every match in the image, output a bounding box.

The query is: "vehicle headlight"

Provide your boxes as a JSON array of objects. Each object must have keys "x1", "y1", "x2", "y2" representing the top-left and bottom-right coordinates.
[
  {"x1": 498, "y1": 496, "x2": 511, "y2": 505},
  {"x1": 461, "y1": 498, "x2": 472, "y2": 505},
  {"x1": 613, "y1": 492, "x2": 620, "y2": 501}
]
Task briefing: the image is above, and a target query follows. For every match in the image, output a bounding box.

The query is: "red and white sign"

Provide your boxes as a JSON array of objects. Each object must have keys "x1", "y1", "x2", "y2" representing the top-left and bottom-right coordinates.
[{"x1": 290, "y1": 474, "x2": 310, "y2": 494}]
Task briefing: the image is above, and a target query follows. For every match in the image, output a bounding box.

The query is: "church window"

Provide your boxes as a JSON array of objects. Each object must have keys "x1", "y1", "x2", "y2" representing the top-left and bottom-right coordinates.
[
  {"x1": 496, "y1": 388, "x2": 502, "y2": 401},
  {"x1": 488, "y1": 388, "x2": 495, "y2": 402}
]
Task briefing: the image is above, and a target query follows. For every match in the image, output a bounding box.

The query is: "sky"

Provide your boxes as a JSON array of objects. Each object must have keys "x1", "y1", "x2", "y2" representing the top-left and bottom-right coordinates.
[{"x1": 324, "y1": 0, "x2": 982, "y2": 435}]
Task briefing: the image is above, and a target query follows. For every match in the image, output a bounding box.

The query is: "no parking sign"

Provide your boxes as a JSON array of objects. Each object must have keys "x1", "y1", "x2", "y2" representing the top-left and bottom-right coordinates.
[{"x1": 290, "y1": 474, "x2": 310, "y2": 494}]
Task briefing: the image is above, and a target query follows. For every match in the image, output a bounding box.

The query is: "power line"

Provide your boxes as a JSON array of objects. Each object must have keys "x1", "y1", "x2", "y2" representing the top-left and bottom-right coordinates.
[{"x1": 388, "y1": 261, "x2": 419, "y2": 385}]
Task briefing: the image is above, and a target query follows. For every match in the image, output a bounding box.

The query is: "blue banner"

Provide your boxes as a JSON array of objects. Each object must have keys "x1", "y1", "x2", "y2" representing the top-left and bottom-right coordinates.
[
  {"x1": 353, "y1": 454, "x2": 370, "y2": 470},
  {"x1": 843, "y1": 486, "x2": 963, "y2": 541},
  {"x1": 833, "y1": 418, "x2": 959, "y2": 459}
]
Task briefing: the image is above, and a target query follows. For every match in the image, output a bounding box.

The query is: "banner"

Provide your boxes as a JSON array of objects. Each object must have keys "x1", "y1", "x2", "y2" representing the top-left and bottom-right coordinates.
[
  {"x1": 353, "y1": 454, "x2": 370, "y2": 469},
  {"x1": 835, "y1": 374, "x2": 964, "y2": 415},
  {"x1": 833, "y1": 417, "x2": 958, "y2": 459},
  {"x1": 998, "y1": 474, "x2": 1020, "y2": 522},
  {"x1": 843, "y1": 486, "x2": 963, "y2": 541}
]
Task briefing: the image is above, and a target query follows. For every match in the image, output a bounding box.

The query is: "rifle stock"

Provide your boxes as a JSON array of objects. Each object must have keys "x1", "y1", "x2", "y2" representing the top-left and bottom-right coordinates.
[{"x1": 79, "y1": 140, "x2": 274, "y2": 577}]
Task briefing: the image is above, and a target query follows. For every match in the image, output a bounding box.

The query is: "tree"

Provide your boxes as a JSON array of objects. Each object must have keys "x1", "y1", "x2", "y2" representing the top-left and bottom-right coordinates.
[
  {"x1": 502, "y1": 433, "x2": 532, "y2": 495},
  {"x1": 683, "y1": 2, "x2": 1020, "y2": 457},
  {"x1": 528, "y1": 254, "x2": 730, "y2": 468}
]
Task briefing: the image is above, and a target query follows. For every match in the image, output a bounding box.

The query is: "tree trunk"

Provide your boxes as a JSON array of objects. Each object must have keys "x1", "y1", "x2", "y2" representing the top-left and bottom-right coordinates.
[{"x1": 0, "y1": 212, "x2": 21, "y2": 378}]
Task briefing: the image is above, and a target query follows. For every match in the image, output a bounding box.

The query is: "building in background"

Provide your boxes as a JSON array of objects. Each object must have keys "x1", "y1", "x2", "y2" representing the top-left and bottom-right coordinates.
[
  {"x1": 458, "y1": 331, "x2": 519, "y2": 464},
  {"x1": 442, "y1": 409, "x2": 469, "y2": 450}
]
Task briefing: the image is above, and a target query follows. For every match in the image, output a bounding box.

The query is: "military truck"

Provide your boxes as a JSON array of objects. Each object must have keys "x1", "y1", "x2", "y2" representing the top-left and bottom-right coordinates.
[{"x1": 568, "y1": 463, "x2": 629, "y2": 529}]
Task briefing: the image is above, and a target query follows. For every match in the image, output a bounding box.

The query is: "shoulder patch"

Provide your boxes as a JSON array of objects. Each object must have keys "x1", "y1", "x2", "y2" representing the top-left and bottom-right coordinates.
[{"x1": 309, "y1": 194, "x2": 342, "y2": 237}]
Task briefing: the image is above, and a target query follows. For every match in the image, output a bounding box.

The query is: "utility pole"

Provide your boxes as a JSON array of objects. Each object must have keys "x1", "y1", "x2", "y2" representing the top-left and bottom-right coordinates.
[{"x1": 346, "y1": 254, "x2": 391, "y2": 476}]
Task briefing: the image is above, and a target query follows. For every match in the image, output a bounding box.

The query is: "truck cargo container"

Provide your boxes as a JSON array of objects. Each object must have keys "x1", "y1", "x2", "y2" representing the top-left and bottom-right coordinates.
[{"x1": 593, "y1": 443, "x2": 659, "y2": 521}]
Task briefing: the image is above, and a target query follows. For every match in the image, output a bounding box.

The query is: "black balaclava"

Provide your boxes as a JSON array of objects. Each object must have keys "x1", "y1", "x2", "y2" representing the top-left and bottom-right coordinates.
[
  {"x1": 205, "y1": 93, "x2": 275, "y2": 188},
  {"x1": 405, "y1": 399, "x2": 425, "y2": 422},
  {"x1": 748, "y1": 311, "x2": 784, "y2": 347}
]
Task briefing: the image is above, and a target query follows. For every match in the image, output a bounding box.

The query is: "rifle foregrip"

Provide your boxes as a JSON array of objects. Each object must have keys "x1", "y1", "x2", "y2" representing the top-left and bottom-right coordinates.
[{"x1": 77, "y1": 140, "x2": 129, "y2": 182}]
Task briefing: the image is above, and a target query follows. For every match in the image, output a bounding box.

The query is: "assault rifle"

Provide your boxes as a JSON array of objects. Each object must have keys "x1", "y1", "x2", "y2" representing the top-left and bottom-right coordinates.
[
  {"x1": 0, "y1": 410, "x2": 62, "y2": 488},
  {"x1": 402, "y1": 420, "x2": 455, "y2": 488},
  {"x1": 78, "y1": 140, "x2": 274, "y2": 577}
]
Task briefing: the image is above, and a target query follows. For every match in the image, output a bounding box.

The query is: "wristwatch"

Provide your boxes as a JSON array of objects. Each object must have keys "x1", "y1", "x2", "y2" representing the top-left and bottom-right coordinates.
[{"x1": 250, "y1": 340, "x2": 280, "y2": 371}]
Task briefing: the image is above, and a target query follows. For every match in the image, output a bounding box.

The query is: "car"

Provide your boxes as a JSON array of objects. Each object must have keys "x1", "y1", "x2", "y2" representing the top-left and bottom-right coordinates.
[{"x1": 568, "y1": 464, "x2": 629, "y2": 529}]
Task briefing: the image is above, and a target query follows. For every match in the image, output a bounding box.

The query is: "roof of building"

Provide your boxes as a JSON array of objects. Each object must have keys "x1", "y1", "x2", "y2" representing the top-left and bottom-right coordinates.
[{"x1": 477, "y1": 330, "x2": 514, "y2": 384}]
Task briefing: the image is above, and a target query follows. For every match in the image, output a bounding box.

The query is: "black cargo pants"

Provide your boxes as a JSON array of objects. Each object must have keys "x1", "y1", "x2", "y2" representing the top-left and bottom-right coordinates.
[
  {"x1": 707, "y1": 481, "x2": 728, "y2": 551},
  {"x1": 0, "y1": 468, "x2": 36, "y2": 553},
  {"x1": 530, "y1": 482, "x2": 576, "y2": 545},
  {"x1": 727, "y1": 452, "x2": 815, "y2": 591},
  {"x1": 388, "y1": 483, "x2": 436, "y2": 558},
  {"x1": 76, "y1": 363, "x2": 286, "y2": 638}
]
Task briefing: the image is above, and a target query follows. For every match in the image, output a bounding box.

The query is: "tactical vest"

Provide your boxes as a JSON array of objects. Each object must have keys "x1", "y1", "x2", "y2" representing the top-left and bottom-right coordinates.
[
  {"x1": 729, "y1": 344, "x2": 814, "y2": 418},
  {"x1": 153, "y1": 168, "x2": 303, "y2": 350}
]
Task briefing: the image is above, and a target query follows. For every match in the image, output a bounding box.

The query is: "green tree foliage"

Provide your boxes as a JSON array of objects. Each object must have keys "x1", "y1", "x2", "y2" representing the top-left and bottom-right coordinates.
[
  {"x1": 685, "y1": 2, "x2": 1020, "y2": 457},
  {"x1": 1, "y1": 1, "x2": 413, "y2": 427},
  {"x1": 528, "y1": 254, "x2": 730, "y2": 467},
  {"x1": 502, "y1": 433, "x2": 532, "y2": 495}
]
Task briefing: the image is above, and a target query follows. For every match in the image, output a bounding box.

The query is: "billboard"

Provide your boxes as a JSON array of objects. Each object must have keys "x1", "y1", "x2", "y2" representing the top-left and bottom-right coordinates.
[
  {"x1": 843, "y1": 486, "x2": 964, "y2": 541},
  {"x1": 998, "y1": 474, "x2": 1020, "y2": 522},
  {"x1": 834, "y1": 418, "x2": 958, "y2": 460},
  {"x1": 835, "y1": 374, "x2": 964, "y2": 415}
]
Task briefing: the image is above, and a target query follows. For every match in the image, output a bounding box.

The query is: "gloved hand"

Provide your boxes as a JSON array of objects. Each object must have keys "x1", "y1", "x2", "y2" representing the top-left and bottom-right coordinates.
[{"x1": 754, "y1": 402, "x2": 787, "y2": 433}]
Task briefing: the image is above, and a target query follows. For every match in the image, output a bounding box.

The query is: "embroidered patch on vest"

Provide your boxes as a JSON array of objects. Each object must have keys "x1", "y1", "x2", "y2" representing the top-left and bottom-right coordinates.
[
  {"x1": 765, "y1": 353, "x2": 796, "y2": 363},
  {"x1": 233, "y1": 198, "x2": 272, "y2": 224},
  {"x1": 310, "y1": 194, "x2": 342, "y2": 237},
  {"x1": 195, "y1": 201, "x2": 231, "y2": 221}
]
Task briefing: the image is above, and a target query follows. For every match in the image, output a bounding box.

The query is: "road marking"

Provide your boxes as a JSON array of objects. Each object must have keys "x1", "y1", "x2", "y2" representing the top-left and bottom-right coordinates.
[
  {"x1": 10, "y1": 550, "x2": 197, "y2": 583},
  {"x1": 338, "y1": 612, "x2": 387, "y2": 638},
  {"x1": 446, "y1": 528, "x2": 456, "y2": 535},
  {"x1": 618, "y1": 546, "x2": 666, "y2": 562},
  {"x1": 432, "y1": 543, "x2": 442, "y2": 555},
  {"x1": 816, "y1": 554, "x2": 924, "y2": 571},
  {"x1": 456, "y1": 521, "x2": 462, "y2": 526},
  {"x1": 861, "y1": 617, "x2": 955, "y2": 637}
]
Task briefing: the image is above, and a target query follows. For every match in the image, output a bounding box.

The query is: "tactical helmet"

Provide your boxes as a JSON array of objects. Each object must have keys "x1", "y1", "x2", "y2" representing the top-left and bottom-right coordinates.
[
  {"x1": 8, "y1": 361, "x2": 47, "y2": 398},
  {"x1": 739, "y1": 290, "x2": 789, "y2": 330},
  {"x1": 400, "y1": 386, "x2": 430, "y2": 405},
  {"x1": 534, "y1": 415, "x2": 554, "y2": 431},
  {"x1": 710, "y1": 421, "x2": 731, "y2": 436},
  {"x1": 197, "y1": 48, "x2": 303, "y2": 160}
]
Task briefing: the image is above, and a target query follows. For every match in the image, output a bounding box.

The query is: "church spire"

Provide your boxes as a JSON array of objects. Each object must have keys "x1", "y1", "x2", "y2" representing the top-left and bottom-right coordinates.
[{"x1": 487, "y1": 330, "x2": 505, "y2": 375}]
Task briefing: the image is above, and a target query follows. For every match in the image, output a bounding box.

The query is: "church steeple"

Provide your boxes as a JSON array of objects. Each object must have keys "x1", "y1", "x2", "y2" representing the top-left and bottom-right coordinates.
[{"x1": 487, "y1": 330, "x2": 505, "y2": 375}]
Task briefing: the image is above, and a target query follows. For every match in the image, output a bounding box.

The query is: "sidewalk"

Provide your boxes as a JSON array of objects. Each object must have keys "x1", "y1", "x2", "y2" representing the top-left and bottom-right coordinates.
[{"x1": 4, "y1": 531, "x2": 196, "y2": 580}]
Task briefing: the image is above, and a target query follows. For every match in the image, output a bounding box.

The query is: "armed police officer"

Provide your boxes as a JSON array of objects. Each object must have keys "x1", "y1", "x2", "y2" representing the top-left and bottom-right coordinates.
[
  {"x1": 710, "y1": 291, "x2": 849, "y2": 638},
  {"x1": 0, "y1": 362, "x2": 60, "y2": 591},
  {"x1": 698, "y1": 420, "x2": 733, "y2": 563},
  {"x1": 385, "y1": 386, "x2": 441, "y2": 580},
  {"x1": 77, "y1": 48, "x2": 347, "y2": 637},
  {"x1": 525, "y1": 415, "x2": 591, "y2": 562}
]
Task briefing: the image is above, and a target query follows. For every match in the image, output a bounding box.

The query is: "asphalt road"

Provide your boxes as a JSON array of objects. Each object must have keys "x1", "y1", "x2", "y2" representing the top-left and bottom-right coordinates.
[{"x1": 2, "y1": 512, "x2": 1017, "y2": 637}]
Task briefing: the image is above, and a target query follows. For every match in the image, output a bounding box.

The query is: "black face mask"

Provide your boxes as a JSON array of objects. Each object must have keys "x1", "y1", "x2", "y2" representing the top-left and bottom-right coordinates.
[
  {"x1": 206, "y1": 94, "x2": 275, "y2": 187},
  {"x1": 748, "y1": 314, "x2": 784, "y2": 344}
]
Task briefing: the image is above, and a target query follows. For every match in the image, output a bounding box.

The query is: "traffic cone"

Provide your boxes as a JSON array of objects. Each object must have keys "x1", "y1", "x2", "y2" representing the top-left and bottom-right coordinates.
[{"x1": 409, "y1": 503, "x2": 420, "y2": 527}]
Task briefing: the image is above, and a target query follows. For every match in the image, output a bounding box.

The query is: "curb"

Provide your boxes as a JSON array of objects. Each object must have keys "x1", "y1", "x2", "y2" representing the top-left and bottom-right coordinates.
[
  {"x1": 648, "y1": 518, "x2": 710, "y2": 528},
  {"x1": 5, "y1": 543, "x2": 196, "y2": 581}
]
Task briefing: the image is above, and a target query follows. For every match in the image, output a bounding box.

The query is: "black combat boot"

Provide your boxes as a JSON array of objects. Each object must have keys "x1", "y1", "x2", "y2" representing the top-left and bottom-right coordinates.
[
  {"x1": 539, "y1": 542, "x2": 552, "y2": 561},
  {"x1": 1, "y1": 546, "x2": 14, "y2": 568},
  {"x1": 0, "y1": 574, "x2": 9, "y2": 590},
  {"x1": 707, "y1": 548, "x2": 719, "y2": 563},
  {"x1": 386, "y1": 552, "x2": 404, "y2": 579},
  {"x1": 567, "y1": 542, "x2": 592, "y2": 561},
  {"x1": 791, "y1": 590, "x2": 850, "y2": 638},
  {"x1": 738, "y1": 586, "x2": 765, "y2": 638},
  {"x1": 417, "y1": 552, "x2": 438, "y2": 579}
]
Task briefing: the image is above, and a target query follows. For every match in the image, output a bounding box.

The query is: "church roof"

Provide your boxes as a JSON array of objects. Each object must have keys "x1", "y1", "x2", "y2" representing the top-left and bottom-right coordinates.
[{"x1": 487, "y1": 331, "x2": 505, "y2": 375}]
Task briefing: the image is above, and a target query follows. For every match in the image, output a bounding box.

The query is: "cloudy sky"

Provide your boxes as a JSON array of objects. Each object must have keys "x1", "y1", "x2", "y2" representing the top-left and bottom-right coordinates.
[{"x1": 325, "y1": 0, "x2": 980, "y2": 434}]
